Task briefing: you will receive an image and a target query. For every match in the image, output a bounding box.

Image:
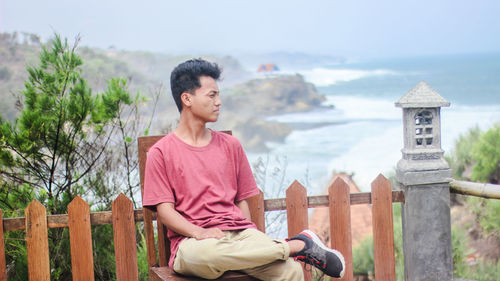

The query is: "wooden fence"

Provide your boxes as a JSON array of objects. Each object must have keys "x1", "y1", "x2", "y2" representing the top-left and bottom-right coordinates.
[{"x1": 0, "y1": 175, "x2": 404, "y2": 281}]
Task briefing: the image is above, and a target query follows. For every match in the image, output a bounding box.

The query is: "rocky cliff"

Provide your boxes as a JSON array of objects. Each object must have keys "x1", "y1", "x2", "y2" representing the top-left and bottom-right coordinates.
[{"x1": 212, "y1": 74, "x2": 326, "y2": 151}]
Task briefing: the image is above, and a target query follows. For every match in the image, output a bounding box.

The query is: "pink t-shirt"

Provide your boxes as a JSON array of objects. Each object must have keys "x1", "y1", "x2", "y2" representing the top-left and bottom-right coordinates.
[{"x1": 142, "y1": 130, "x2": 260, "y2": 267}]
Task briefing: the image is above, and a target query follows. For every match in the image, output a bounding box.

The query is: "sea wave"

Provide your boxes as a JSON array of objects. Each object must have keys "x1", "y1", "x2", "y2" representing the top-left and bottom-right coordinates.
[
  {"x1": 267, "y1": 95, "x2": 400, "y2": 124},
  {"x1": 284, "y1": 67, "x2": 399, "y2": 87}
]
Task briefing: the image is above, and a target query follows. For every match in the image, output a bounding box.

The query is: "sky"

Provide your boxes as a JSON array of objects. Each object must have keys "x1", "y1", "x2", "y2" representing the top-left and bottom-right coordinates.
[{"x1": 1, "y1": 0, "x2": 500, "y2": 59}]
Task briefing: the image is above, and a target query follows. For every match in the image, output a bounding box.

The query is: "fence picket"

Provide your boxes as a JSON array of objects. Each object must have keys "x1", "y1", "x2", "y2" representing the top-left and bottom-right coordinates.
[
  {"x1": 286, "y1": 181, "x2": 311, "y2": 281},
  {"x1": 25, "y1": 200, "x2": 50, "y2": 281},
  {"x1": 286, "y1": 180, "x2": 309, "y2": 237},
  {"x1": 0, "y1": 210, "x2": 6, "y2": 281},
  {"x1": 372, "y1": 174, "x2": 396, "y2": 281},
  {"x1": 112, "y1": 194, "x2": 139, "y2": 281},
  {"x1": 68, "y1": 196, "x2": 95, "y2": 281},
  {"x1": 329, "y1": 177, "x2": 353, "y2": 281}
]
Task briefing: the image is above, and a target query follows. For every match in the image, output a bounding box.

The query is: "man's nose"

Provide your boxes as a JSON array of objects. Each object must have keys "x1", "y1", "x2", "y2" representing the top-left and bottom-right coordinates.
[{"x1": 215, "y1": 96, "x2": 222, "y2": 106}]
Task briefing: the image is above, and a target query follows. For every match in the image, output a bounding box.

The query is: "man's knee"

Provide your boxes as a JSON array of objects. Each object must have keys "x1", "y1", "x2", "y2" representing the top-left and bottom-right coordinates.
[
  {"x1": 174, "y1": 250, "x2": 225, "y2": 280},
  {"x1": 174, "y1": 238, "x2": 226, "y2": 279}
]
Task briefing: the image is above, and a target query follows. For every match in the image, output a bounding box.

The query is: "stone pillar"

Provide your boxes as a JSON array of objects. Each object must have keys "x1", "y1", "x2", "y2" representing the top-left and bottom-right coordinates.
[{"x1": 395, "y1": 81, "x2": 453, "y2": 281}]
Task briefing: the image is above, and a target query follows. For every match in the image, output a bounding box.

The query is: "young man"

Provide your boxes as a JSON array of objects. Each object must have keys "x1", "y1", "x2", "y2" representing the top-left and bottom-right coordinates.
[{"x1": 142, "y1": 59, "x2": 345, "y2": 281}]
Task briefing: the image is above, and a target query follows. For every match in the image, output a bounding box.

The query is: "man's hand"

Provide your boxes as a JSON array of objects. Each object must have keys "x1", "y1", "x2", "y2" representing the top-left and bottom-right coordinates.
[{"x1": 192, "y1": 227, "x2": 225, "y2": 240}]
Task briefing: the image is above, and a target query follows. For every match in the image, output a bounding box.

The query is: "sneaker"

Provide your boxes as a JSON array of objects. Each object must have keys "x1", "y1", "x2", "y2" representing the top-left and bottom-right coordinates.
[{"x1": 289, "y1": 229, "x2": 345, "y2": 278}]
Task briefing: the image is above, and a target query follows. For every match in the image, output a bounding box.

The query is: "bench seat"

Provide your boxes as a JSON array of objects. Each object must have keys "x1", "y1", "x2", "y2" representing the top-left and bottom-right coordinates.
[{"x1": 150, "y1": 267, "x2": 260, "y2": 281}]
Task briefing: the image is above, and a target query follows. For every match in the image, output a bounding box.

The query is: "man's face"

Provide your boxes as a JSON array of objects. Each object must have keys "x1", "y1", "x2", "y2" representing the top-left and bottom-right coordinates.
[{"x1": 186, "y1": 76, "x2": 221, "y2": 123}]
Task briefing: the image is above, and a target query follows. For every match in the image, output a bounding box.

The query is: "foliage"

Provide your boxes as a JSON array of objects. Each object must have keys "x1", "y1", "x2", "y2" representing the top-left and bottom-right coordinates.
[
  {"x1": 1, "y1": 34, "x2": 130, "y2": 213},
  {"x1": 137, "y1": 229, "x2": 150, "y2": 281},
  {"x1": 0, "y1": 34, "x2": 154, "y2": 280},
  {"x1": 465, "y1": 196, "x2": 500, "y2": 236},
  {"x1": 453, "y1": 225, "x2": 500, "y2": 280},
  {"x1": 446, "y1": 126, "x2": 481, "y2": 180},
  {"x1": 92, "y1": 224, "x2": 117, "y2": 280},
  {"x1": 446, "y1": 123, "x2": 500, "y2": 183},
  {"x1": 252, "y1": 154, "x2": 291, "y2": 238},
  {"x1": 392, "y1": 203, "x2": 405, "y2": 280},
  {"x1": 471, "y1": 123, "x2": 500, "y2": 183},
  {"x1": 447, "y1": 123, "x2": 500, "y2": 279},
  {"x1": 452, "y1": 226, "x2": 472, "y2": 277},
  {"x1": 352, "y1": 236, "x2": 375, "y2": 276},
  {"x1": 349, "y1": 202, "x2": 405, "y2": 281}
]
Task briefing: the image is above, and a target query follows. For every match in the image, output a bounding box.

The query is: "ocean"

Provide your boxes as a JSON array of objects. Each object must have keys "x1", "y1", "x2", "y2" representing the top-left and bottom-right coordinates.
[{"x1": 246, "y1": 53, "x2": 500, "y2": 195}]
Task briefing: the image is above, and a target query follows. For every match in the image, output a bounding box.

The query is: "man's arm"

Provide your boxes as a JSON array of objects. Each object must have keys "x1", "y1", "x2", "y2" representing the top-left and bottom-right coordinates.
[
  {"x1": 235, "y1": 199, "x2": 252, "y2": 222},
  {"x1": 157, "y1": 202, "x2": 225, "y2": 240}
]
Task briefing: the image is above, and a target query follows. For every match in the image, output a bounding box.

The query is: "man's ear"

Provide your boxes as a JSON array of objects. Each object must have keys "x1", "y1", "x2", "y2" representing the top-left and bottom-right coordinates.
[{"x1": 180, "y1": 92, "x2": 192, "y2": 108}]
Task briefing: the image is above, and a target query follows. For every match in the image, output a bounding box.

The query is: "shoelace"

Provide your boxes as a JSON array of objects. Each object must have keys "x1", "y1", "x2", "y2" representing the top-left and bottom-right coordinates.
[
  {"x1": 294, "y1": 257, "x2": 326, "y2": 280},
  {"x1": 294, "y1": 257, "x2": 313, "y2": 273},
  {"x1": 294, "y1": 253, "x2": 327, "y2": 269}
]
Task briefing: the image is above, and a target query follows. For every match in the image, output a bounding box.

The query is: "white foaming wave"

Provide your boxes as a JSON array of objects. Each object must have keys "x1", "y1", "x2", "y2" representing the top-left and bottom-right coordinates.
[
  {"x1": 266, "y1": 95, "x2": 400, "y2": 124},
  {"x1": 327, "y1": 125, "x2": 403, "y2": 191},
  {"x1": 284, "y1": 68, "x2": 399, "y2": 87},
  {"x1": 323, "y1": 95, "x2": 400, "y2": 120}
]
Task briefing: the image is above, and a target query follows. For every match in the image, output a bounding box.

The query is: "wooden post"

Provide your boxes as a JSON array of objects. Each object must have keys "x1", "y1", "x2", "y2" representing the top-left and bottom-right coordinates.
[
  {"x1": 138, "y1": 136, "x2": 159, "y2": 270},
  {"x1": 68, "y1": 196, "x2": 95, "y2": 281},
  {"x1": 157, "y1": 222, "x2": 169, "y2": 267},
  {"x1": 371, "y1": 174, "x2": 396, "y2": 281},
  {"x1": 25, "y1": 200, "x2": 50, "y2": 281},
  {"x1": 112, "y1": 194, "x2": 139, "y2": 281},
  {"x1": 0, "y1": 210, "x2": 7, "y2": 281},
  {"x1": 286, "y1": 180, "x2": 311, "y2": 281},
  {"x1": 142, "y1": 208, "x2": 157, "y2": 268},
  {"x1": 286, "y1": 180, "x2": 308, "y2": 237},
  {"x1": 329, "y1": 177, "x2": 353, "y2": 281},
  {"x1": 247, "y1": 190, "x2": 265, "y2": 232}
]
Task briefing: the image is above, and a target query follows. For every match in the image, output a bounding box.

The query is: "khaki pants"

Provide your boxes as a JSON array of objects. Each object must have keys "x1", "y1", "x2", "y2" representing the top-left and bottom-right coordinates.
[{"x1": 173, "y1": 228, "x2": 304, "y2": 281}]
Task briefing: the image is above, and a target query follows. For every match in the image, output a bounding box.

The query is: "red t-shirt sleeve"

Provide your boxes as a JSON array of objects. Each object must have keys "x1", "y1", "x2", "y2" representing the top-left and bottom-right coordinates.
[
  {"x1": 142, "y1": 145, "x2": 175, "y2": 209},
  {"x1": 234, "y1": 141, "x2": 260, "y2": 202}
]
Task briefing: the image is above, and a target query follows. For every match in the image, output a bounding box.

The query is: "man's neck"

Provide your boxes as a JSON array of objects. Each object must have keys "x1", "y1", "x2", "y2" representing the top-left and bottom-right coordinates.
[{"x1": 174, "y1": 116, "x2": 212, "y2": 147}]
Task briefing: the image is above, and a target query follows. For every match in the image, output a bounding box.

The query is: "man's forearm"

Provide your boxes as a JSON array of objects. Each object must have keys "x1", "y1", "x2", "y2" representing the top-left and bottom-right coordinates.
[
  {"x1": 235, "y1": 199, "x2": 252, "y2": 221},
  {"x1": 156, "y1": 202, "x2": 225, "y2": 240}
]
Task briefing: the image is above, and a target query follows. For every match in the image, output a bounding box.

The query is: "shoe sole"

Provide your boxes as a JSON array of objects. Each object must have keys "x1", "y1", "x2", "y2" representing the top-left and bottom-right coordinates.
[{"x1": 302, "y1": 229, "x2": 346, "y2": 278}]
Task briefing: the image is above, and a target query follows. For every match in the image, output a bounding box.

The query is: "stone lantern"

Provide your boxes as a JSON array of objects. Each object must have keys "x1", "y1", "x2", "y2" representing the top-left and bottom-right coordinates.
[
  {"x1": 395, "y1": 81, "x2": 453, "y2": 281},
  {"x1": 395, "y1": 81, "x2": 451, "y2": 184}
]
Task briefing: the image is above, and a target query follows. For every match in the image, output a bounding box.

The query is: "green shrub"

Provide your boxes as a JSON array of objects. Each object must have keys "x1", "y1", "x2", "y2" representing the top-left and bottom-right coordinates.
[
  {"x1": 349, "y1": 203, "x2": 405, "y2": 281},
  {"x1": 352, "y1": 235, "x2": 374, "y2": 275},
  {"x1": 137, "y1": 230, "x2": 149, "y2": 281}
]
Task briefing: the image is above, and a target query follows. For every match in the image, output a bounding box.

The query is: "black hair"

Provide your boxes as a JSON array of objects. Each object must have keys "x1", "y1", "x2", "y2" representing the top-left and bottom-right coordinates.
[{"x1": 170, "y1": 58, "x2": 222, "y2": 112}]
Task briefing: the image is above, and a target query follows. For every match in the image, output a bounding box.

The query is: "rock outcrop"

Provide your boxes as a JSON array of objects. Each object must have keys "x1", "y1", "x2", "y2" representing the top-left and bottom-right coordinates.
[{"x1": 214, "y1": 74, "x2": 325, "y2": 151}]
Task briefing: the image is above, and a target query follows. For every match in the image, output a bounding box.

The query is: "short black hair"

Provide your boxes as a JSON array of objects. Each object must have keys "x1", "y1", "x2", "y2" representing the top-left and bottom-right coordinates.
[{"x1": 170, "y1": 58, "x2": 222, "y2": 112}]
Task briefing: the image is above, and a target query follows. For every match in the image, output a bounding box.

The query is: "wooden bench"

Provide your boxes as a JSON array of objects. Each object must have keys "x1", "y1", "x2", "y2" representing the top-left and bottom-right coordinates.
[{"x1": 138, "y1": 134, "x2": 405, "y2": 281}]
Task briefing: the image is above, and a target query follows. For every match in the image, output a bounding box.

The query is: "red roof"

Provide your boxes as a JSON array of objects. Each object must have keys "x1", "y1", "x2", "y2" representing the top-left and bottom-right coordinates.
[{"x1": 257, "y1": 64, "x2": 279, "y2": 73}]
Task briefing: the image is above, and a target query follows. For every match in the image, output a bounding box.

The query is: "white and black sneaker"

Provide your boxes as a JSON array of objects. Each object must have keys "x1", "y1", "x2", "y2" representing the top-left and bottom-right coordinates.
[{"x1": 290, "y1": 230, "x2": 345, "y2": 278}]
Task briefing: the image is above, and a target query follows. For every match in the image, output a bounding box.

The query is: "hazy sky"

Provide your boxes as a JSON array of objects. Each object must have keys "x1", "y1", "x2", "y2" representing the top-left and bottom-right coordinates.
[{"x1": 1, "y1": 0, "x2": 499, "y2": 59}]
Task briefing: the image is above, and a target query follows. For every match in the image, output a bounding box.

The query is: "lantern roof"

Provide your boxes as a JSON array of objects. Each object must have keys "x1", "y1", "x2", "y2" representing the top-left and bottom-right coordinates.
[{"x1": 396, "y1": 81, "x2": 450, "y2": 108}]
